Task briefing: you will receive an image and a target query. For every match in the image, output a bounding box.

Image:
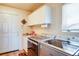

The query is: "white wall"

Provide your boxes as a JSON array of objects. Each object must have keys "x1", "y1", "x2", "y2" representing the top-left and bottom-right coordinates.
[{"x1": 28, "y1": 3, "x2": 79, "y2": 37}]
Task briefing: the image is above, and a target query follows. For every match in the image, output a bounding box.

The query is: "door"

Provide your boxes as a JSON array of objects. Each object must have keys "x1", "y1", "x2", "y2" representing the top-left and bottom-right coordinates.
[
  {"x1": 0, "y1": 13, "x2": 20, "y2": 53},
  {"x1": 0, "y1": 33, "x2": 9, "y2": 53}
]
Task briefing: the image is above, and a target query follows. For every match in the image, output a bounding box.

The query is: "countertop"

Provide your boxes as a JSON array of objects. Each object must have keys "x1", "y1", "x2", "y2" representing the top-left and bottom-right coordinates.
[
  {"x1": 25, "y1": 35, "x2": 79, "y2": 56},
  {"x1": 27, "y1": 36, "x2": 50, "y2": 42}
]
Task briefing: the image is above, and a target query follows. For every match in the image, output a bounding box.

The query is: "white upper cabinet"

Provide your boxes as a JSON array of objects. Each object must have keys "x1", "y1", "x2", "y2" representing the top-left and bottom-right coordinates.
[
  {"x1": 62, "y1": 3, "x2": 79, "y2": 32},
  {"x1": 28, "y1": 5, "x2": 52, "y2": 26}
]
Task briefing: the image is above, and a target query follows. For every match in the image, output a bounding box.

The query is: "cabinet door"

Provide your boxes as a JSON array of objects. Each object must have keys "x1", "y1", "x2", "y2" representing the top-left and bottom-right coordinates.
[
  {"x1": 7, "y1": 15, "x2": 20, "y2": 51},
  {"x1": 0, "y1": 14, "x2": 9, "y2": 53},
  {"x1": 39, "y1": 43, "x2": 71, "y2": 56},
  {"x1": 28, "y1": 5, "x2": 52, "y2": 26},
  {"x1": 48, "y1": 47, "x2": 69, "y2": 56},
  {"x1": 0, "y1": 34, "x2": 9, "y2": 53},
  {"x1": 0, "y1": 13, "x2": 20, "y2": 53},
  {"x1": 9, "y1": 33, "x2": 19, "y2": 51},
  {"x1": 39, "y1": 44, "x2": 50, "y2": 56}
]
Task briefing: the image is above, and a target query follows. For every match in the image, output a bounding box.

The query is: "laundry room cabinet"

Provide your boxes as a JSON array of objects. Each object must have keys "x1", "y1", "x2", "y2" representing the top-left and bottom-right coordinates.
[
  {"x1": 0, "y1": 11, "x2": 20, "y2": 53},
  {"x1": 28, "y1": 5, "x2": 52, "y2": 26}
]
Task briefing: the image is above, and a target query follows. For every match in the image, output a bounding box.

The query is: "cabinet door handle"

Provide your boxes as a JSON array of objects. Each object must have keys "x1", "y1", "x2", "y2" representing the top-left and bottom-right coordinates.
[{"x1": 49, "y1": 54, "x2": 53, "y2": 56}]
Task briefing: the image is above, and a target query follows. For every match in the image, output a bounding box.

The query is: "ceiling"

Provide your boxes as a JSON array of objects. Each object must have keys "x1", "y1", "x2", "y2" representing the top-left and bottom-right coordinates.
[{"x1": 0, "y1": 3, "x2": 44, "y2": 12}]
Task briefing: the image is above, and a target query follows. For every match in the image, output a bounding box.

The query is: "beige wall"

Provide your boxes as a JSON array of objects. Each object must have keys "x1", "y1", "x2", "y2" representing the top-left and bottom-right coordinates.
[{"x1": 28, "y1": 3, "x2": 79, "y2": 37}]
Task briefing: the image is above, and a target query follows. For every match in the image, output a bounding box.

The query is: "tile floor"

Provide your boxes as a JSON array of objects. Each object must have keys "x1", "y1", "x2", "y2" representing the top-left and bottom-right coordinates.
[{"x1": 0, "y1": 49, "x2": 37, "y2": 56}]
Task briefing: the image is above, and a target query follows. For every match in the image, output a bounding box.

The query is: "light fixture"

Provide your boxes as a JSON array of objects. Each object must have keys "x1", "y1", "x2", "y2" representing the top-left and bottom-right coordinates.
[
  {"x1": 41, "y1": 24, "x2": 48, "y2": 28},
  {"x1": 21, "y1": 19, "x2": 27, "y2": 25}
]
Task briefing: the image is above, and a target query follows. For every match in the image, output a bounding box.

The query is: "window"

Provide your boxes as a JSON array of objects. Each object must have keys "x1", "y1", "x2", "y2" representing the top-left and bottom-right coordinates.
[{"x1": 62, "y1": 3, "x2": 79, "y2": 32}]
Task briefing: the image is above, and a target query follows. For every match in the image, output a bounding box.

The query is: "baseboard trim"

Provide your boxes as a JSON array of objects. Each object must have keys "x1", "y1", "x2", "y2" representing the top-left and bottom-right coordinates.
[{"x1": 0, "y1": 49, "x2": 19, "y2": 55}]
